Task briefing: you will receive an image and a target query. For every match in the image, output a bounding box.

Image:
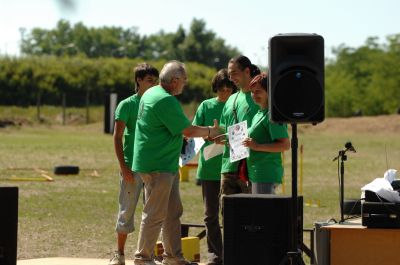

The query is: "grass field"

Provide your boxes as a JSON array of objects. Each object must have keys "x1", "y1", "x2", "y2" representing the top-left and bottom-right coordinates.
[{"x1": 1, "y1": 113, "x2": 400, "y2": 264}]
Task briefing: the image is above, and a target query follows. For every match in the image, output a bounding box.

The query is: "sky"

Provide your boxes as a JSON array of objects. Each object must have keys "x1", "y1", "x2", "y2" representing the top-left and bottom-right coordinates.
[{"x1": 0, "y1": 0, "x2": 399, "y2": 66}]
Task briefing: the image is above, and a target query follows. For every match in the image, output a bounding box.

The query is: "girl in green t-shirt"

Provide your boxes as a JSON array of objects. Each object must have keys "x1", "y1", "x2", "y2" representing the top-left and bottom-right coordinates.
[
  {"x1": 192, "y1": 69, "x2": 236, "y2": 265},
  {"x1": 243, "y1": 73, "x2": 290, "y2": 194}
]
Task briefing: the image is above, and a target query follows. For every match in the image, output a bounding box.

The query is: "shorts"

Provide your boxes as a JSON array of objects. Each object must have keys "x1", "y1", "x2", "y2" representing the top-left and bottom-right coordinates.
[{"x1": 115, "y1": 173, "x2": 143, "y2": 234}]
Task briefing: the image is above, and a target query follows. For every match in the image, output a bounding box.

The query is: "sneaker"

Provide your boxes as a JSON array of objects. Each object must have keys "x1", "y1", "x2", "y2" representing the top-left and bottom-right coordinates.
[
  {"x1": 162, "y1": 257, "x2": 197, "y2": 265},
  {"x1": 109, "y1": 251, "x2": 125, "y2": 265},
  {"x1": 133, "y1": 259, "x2": 161, "y2": 265}
]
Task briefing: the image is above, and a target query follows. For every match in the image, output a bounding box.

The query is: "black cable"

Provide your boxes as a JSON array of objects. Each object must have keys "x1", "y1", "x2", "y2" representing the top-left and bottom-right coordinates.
[
  {"x1": 343, "y1": 198, "x2": 362, "y2": 221},
  {"x1": 337, "y1": 154, "x2": 341, "y2": 219}
]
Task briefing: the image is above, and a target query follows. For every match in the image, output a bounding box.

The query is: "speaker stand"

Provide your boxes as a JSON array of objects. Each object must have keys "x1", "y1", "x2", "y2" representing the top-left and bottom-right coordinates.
[{"x1": 279, "y1": 124, "x2": 305, "y2": 265}]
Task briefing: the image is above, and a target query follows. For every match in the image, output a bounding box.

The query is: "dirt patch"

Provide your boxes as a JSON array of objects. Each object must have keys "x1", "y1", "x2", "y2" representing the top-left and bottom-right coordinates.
[{"x1": 300, "y1": 114, "x2": 400, "y2": 134}]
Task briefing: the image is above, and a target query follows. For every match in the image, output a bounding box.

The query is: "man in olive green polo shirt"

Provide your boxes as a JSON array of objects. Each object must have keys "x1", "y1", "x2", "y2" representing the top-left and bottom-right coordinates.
[{"x1": 132, "y1": 61, "x2": 221, "y2": 265}]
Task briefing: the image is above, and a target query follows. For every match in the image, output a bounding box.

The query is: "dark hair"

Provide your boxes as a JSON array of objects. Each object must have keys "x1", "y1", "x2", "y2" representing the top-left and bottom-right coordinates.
[
  {"x1": 134, "y1": 63, "x2": 159, "y2": 88},
  {"x1": 211, "y1": 69, "x2": 238, "y2": 93},
  {"x1": 249, "y1": 72, "x2": 269, "y2": 91},
  {"x1": 229, "y1": 55, "x2": 261, "y2": 78}
]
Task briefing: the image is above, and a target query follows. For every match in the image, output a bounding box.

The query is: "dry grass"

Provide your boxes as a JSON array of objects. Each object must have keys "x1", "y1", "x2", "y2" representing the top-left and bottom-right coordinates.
[{"x1": 1, "y1": 114, "x2": 400, "y2": 264}]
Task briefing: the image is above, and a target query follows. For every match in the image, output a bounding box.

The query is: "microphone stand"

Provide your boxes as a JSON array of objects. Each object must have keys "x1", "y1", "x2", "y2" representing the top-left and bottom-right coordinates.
[{"x1": 333, "y1": 149, "x2": 348, "y2": 223}]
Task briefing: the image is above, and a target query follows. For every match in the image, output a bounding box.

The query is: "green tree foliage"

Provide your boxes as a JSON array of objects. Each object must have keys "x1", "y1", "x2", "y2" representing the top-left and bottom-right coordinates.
[
  {"x1": 0, "y1": 56, "x2": 216, "y2": 106},
  {"x1": 326, "y1": 35, "x2": 400, "y2": 116},
  {"x1": 20, "y1": 19, "x2": 239, "y2": 69},
  {"x1": 10, "y1": 20, "x2": 400, "y2": 116}
]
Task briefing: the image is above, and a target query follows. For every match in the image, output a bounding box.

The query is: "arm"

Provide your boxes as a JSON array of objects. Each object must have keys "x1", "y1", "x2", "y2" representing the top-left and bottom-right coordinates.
[
  {"x1": 113, "y1": 120, "x2": 134, "y2": 182},
  {"x1": 182, "y1": 119, "x2": 221, "y2": 139},
  {"x1": 242, "y1": 137, "x2": 290, "y2": 152}
]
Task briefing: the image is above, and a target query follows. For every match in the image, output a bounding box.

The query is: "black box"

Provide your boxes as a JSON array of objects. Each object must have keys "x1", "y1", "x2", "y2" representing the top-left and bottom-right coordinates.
[
  {"x1": 0, "y1": 187, "x2": 18, "y2": 265},
  {"x1": 223, "y1": 194, "x2": 303, "y2": 265},
  {"x1": 362, "y1": 201, "x2": 400, "y2": 228}
]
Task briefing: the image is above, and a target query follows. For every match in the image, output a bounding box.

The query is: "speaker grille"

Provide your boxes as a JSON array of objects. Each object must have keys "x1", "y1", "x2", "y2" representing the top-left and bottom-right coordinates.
[{"x1": 272, "y1": 69, "x2": 323, "y2": 122}]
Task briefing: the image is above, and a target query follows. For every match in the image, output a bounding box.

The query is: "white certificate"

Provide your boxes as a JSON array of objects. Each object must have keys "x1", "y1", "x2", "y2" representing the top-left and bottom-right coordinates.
[{"x1": 227, "y1": 121, "x2": 249, "y2": 162}]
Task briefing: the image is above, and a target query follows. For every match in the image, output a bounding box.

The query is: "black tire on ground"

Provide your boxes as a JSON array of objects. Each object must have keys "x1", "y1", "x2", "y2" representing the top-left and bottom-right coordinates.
[{"x1": 54, "y1": 165, "x2": 80, "y2": 175}]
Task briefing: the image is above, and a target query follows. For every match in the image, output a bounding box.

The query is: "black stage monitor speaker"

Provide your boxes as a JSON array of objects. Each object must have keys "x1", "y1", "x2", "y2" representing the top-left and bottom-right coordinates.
[
  {"x1": 0, "y1": 187, "x2": 18, "y2": 265},
  {"x1": 223, "y1": 194, "x2": 303, "y2": 265},
  {"x1": 269, "y1": 33, "x2": 324, "y2": 124}
]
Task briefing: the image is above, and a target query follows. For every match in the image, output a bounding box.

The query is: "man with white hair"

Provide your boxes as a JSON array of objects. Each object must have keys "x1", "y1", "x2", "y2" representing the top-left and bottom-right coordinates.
[{"x1": 132, "y1": 61, "x2": 221, "y2": 265}]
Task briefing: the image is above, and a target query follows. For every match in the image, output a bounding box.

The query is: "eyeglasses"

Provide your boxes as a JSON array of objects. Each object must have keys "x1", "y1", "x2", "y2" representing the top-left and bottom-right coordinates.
[{"x1": 174, "y1": 76, "x2": 188, "y2": 83}]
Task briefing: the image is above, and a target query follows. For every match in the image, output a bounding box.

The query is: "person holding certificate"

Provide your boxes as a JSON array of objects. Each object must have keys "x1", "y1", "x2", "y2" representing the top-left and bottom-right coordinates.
[
  {"x1": 219, "y1": 55, "x2": 260, "y2": 198},
  {"x1": 242, "y1": 73, "x2": 290, "y2": 194}
]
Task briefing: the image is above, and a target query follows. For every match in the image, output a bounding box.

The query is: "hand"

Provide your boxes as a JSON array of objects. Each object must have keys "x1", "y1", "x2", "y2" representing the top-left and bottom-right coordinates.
[
  {"x1": 213, "y1": 134, "x2": 227, "y2": 145},
  {"x1": 121, "y1": 166, "x2": 134, "y2": 183},
  {"x1": 208, "y1": 119, "x2": 224, "y2": 140},
  {"x1": 242, "y1": 137, "x2": 258, "y2": 150}
]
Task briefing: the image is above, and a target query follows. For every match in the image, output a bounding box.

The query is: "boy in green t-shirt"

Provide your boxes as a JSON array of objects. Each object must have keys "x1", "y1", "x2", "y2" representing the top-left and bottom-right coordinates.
[
  {"x1": 218, "y1": 55, "x2": 260, "y2": 199},
  {"x1": 109, "y1": 63, "x2": 159, "y2": 265},
  {"x1": 192, "y1": 69, "x2": 235, "y2": 265}
]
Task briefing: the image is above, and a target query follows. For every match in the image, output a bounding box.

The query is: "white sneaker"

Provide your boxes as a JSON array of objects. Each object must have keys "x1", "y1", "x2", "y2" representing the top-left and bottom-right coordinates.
[
  {"x1": 109, "y1": 251, "x2": 125, "y2": 265},
  {"x1": 162, "y1": 257, "x2": 195, "y2": 265},
  {"x1": 133, "y1": 259, "x2": 161, "y2": 265}
]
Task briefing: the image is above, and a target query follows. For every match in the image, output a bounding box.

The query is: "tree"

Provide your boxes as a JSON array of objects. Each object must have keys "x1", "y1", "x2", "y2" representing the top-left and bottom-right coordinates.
[
  {"x1": 180, "y1": 18, "x2": 239, "y2": 68},
  {"x1": 20, "y1": 19, "x2": 240, "y2": 69}
]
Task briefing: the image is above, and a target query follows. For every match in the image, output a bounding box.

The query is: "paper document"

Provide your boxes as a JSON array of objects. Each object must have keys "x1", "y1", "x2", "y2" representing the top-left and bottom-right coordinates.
[
  {"x1": 193, "y1": 137, "x2": 205, "y2": 154},
  {"x1": 203, "y1": 143, "x2": 224, "y2": 161},
  {"x1": 179, "y1": 137, "x2": 205, "y2": 166},
  {"x1": 228, "y1": 121, "x2": 249, "y2": 162}
]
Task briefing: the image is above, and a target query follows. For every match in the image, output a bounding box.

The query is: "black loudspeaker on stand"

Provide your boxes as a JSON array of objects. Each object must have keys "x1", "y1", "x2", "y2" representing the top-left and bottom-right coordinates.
[
  {"x1": 0, "y1": 187, "x2": 19, "y2": 265},
  {"x1": 269, "y1": 33, "x2": 324, "y2": 124},
  {"x1": 269, "y1": 33, "x2": 325, "y2": 265}
]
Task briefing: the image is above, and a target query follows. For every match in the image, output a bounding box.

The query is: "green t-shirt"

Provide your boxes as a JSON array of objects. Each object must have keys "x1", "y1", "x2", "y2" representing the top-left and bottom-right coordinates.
[
  {"x1": 246, "y1": 109, "x2": 289, "y2": 183},
  {"x1": 114, "y1": 94, "x2": 141, "y2": 168},
  {"x1": 132, "y1": 85, "x2": 191, "y2": 173},
  {"x1": 192, "y1": 97, "x2": 226, "y2": 181},
  {"x1": 219, "y1": 90, "x2": 259, "y2": 173}
]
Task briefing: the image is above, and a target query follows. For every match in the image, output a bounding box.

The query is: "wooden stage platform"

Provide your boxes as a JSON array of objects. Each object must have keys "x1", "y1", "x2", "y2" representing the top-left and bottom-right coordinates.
[{"x1": 18, "y1": 257, "x2": 205, "y2": 265}]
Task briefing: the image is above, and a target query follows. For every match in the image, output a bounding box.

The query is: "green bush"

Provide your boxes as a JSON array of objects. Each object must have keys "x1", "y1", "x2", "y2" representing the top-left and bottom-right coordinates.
[{"x1": 0, "y1": 56, "x2": 216, "y2": 106}]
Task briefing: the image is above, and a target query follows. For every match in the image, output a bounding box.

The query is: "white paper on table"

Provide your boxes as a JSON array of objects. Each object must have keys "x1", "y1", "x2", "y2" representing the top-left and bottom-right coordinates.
[
  {"x1": 361, "y1": 169, "x2": 400, "y2": 203},
  {"x1": 203, "y1": 143, "x2": 224, "y2": 161},
  {"x1": 179, "y1": 137, "x2": 205, "y2": 167},
  {"x1": 227, "y1": 121, "x2": 249, "y2": 163}
]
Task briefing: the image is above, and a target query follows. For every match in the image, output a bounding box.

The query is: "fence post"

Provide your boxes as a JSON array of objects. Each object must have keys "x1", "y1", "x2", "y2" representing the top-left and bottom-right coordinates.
[
  {"x1": 62, "y1": 93, "x2": 66, "y2": 125},
  {"x1": 104, "y1": 91, "x2": 118, "y2": 134}
]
